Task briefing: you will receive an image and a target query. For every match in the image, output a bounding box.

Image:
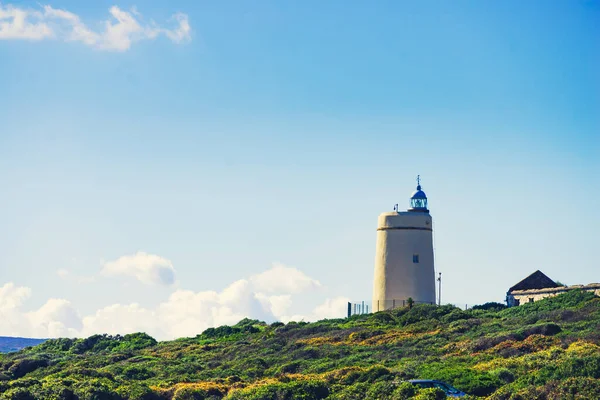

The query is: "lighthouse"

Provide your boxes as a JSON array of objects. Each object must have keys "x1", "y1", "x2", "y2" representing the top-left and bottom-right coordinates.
[{"x1": 372, "y1": 177, "x2": 436, "y2": 311}]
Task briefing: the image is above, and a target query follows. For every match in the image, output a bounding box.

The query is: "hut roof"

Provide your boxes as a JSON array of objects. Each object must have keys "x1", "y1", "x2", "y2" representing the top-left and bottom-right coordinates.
[{"x1": 508, "y1": 270, "x2": 559, "y2": 293}]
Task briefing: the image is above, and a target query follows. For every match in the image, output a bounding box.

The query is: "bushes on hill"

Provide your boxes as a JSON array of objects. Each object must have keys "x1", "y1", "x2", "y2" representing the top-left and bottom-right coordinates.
[
  {"x1": 60, "y1": 333, "x2": 158, "y2": 355},
  {"x1": 472, "y1": 302, "x2": 507, "y2": 311},
  {"x1": 225, "y1": 379, "x2": 329, "y2": 400},
  {"x1": 0, "y1": 289, "x2": 598, "y2": 399},
  {"x1": 6, "y1": 358, "x2": 49, "y2": 379},
  {"x1": 199, "y1": 319, "x2": 263, "y2": 340}
]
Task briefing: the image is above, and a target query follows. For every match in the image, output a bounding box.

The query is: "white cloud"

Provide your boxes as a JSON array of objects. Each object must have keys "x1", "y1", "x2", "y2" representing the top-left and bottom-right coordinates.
[
  {"x1": 0, "y1": 5, "x2": 52, "y2": 40},
  {"x1": 26, "y1": 299, "x2": 81, "y2": 338},
  {"x1": 0, "y1": 4, "x2": 191, "y2": 51},
  {"x1": 163, "y1": 13, "x2": 191, "y2": 43},
  {"x1": 250, "y1": 263, "x2": 322, "y2": 294},
  {"x1": 101, "y1": 251, "x2": 176, "y2": 286},
  {"x1": 0, "y1": 283, "x2": 80, "y2": 338},
  {"x1": 0, "y1": 282, "x2": 31, "y2": 309},
  {"x1": 81, "y1": 303, "x2": 159, "y2": 338},
  {"x1": 256, "y1": 294, "x2": 293, "y2": 317},
  {"x1": 56, "y1": 268, "x2": 95, "y2": 284},
  {"x1": 313, "y1": 296, "x2": 351, "y2": 319},
  {"x1": 280, "y1": 296, "x2": 351, "y2": 323},
  {"x1": 0, "y1": 264, "x2": 349, "y2": 340},
  {"x1": 42, "y1": 5, "x2": 99, "y2": 46}
]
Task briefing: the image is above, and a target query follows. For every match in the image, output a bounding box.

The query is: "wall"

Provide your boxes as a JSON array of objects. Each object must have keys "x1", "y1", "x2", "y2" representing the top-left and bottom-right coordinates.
[
  {"x1": 372, "y1": 211, "x2": 436, "y2": 311},
  {"x1": 507, "y1": 284, "x2": 600, "y2": 306}
]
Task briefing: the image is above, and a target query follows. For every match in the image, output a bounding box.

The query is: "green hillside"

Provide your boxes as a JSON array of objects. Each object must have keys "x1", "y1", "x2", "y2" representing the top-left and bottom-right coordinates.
[{"x1": 1, "y1": 290, "x2": 599, "y2": 399}]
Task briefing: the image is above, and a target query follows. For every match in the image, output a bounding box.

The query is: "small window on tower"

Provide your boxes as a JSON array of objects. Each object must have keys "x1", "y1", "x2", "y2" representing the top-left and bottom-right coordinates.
[{"x1": 413, "y1": 254, "x2": 419, "y2": 263}]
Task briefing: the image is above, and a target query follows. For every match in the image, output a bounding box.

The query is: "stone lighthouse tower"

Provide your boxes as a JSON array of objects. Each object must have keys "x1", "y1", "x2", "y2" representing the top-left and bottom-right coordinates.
[{"x1": 372, "y1": 177, "x2": 436, "y2": 311}]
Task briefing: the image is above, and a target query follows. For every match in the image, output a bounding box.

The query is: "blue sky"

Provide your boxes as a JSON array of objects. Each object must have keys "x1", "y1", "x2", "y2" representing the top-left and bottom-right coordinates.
[{"x1": 0, "y1": 1, "x2": 598, "y2": 339}]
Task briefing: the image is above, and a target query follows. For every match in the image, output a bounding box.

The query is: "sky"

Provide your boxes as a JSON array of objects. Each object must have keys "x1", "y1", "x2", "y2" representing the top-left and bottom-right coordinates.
[{"x1": 0, "y1": 0, "x2": 598, "y2": 340}]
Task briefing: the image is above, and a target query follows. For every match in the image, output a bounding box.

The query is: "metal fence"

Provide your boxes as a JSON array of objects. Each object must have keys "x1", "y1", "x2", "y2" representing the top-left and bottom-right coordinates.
[
  {"x1": 372, "y1": 299, "x2": 436, "y2": 313},
  {"x1": 347, "y1": 300, "x2": 476, "y2": 318},
  {"x1": 348, "y1": 301, "x2": 371, "y2": 316}
]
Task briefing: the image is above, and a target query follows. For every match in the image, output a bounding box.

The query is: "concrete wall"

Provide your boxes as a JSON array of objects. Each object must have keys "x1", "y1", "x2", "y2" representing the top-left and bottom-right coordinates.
[
  {"x1": 508, "y1": 285, "x2": 600, "y2": 306},
  {"x1": 372, "y1": 211, "x2": 436, "y2": 311}
]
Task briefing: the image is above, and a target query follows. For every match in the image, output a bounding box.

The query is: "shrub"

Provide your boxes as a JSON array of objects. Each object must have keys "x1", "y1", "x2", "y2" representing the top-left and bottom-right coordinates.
[
  {"x1": 413, "y1": 388, "x2": 446, "y2": 400},
  {"x1": 278, "y1": 361, "x2": 302, "y2": 375},
  {"x1": 521, "y1": 323, "x2": 562, "y2": 337},
  {"x1": 397, "y1": 304, "x2": 460, "y2": 326},
  {"x1": 116, "y1": 384, "x2": 159, "y2": 400},
  {"x1": 7, "y1": 358, "x2": 49, "y2": 379},
  {"x1": 36, "y1": 339, "x2": 77, "y2": 352},
  {"x1": 234, "y1": 319, "x2": 264, "y2": 332},
  {"x1": 201, "y1": 326, "x2": 241, "y2": 340},
  {"x1": 292, "y1": 347, "x2": 320, "y2": 360},
  {"x1": 417, "y1": 365, "x2": 500, "y2": 397},
  {"x1": 122, "y1": 366, "x2": 155, "y2": 380},
  {"x1": 326, "y1": 382, "x2": 369, "y2": 400},
  {"x1": 36, "y1": 383, "x2": 76, "y2": 400},
  {"x1": 447, "y1": 319, "x2": 482, "y2": 334},
  {"x1": 0, "y1": 388, "x2": 35, "y2": 400},
  {"x1": 74, "y1": 378, "x2": 121, "y2": 400},
  {"x1": 550, "y1": 376, "x2": 600, "y2": 399},
  {"x1": 555, "y1": 356, "x2": 600, "y2": 379},
  {"x1": 472, "y1": 302, "x2": 507, "y2": 311},
  {"x1": 472, "y1": 334, "x2": 515, "y2": 352},
  {"x1": 392, "y1": 382, "x2": 416, "y2": 399},
  {"x1": 173, "y1": 384, "x2": 226, "y2": 400},
  {"x1": 491, "y1": 368, "x2": 515, "y2": 384},
  {"x1": 364, "y1": 381, "x2": 396, "y2": 399},
  {"x1": 116, "y1": 333, "x2": 157, "y2": 352},
  {"x1": 441, "y1": 309, "x2": 471, "y2": 324},
  {"x1": 501, "y1": 290, "x2": 596, "y2": 318},
  {"x1": 348, "y1": 330, "x2": 384, "y2": 342},
  {"x1": 368, "y1": 313, "x2": 396, "y2": 325},
  {"x1": 357, "y1": 366, "x2": 393, "y2": 383},
  {"x1": 225, "y1": 379, "x2": 329, "y2": 400},
  {"x1": 338, "y1": 366, "x2": 392, "y2": 386},
  {"x1": 69, "y1": 333, "x2": 154, "y2": 355}
]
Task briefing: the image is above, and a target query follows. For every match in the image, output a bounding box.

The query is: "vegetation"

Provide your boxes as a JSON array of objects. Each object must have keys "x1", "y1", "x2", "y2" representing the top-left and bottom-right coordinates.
[{"x1": 1, "y1": 290, "x2": 599, "y2": 399}]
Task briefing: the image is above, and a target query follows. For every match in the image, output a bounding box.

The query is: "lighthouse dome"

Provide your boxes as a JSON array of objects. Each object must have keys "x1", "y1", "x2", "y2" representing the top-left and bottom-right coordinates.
[
  {"x1": 409, "y1": 182, "x2": 429, "y2": 212},
  {"x1": 411, "y1": 185, "x2": 427, "y2": 200}
]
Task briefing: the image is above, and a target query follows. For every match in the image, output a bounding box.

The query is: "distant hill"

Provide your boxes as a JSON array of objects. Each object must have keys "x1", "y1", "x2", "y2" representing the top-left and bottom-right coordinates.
[
  {"x1": 0, "y1": 291, "x2": 599, "y2": 399},
  {"x1": 0, "y1": 336, "x2": 46, "y2": 353}
]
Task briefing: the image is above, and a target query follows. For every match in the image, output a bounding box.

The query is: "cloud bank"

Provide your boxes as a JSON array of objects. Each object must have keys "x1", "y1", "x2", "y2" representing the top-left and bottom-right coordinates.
[
  {"x1": 250, "y1": 262, "x2": 323, "y2": 294},
  {"x1": 0, "y1": 263, "x2": 349, "y2": 340},
  {"x1": 0, "y1": 283, "x2": 81, "y2": 338},
  {"x1": 101, "y1": 252, "x2": 176, "y2": 286},
  {"x1": 0, "y1": 4, "x2": 191, "y2": 51}
]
